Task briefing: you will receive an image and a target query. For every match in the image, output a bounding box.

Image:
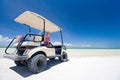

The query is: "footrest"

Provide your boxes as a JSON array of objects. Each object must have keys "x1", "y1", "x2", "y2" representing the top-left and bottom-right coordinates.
[{"x1": 4, "y1": 54, "x2": 28, "y2": 61}]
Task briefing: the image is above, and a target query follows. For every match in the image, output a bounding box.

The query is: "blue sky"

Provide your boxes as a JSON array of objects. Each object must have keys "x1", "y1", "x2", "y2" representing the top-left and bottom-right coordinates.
[{"x1": 0, "y1": 0, "x2": 120, "y2": 48}]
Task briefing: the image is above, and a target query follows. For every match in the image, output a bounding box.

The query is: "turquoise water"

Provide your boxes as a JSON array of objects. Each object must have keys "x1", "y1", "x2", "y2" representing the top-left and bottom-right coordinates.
[{"x1": 1, "y1": 48, "x2": 120, "y2": 58}]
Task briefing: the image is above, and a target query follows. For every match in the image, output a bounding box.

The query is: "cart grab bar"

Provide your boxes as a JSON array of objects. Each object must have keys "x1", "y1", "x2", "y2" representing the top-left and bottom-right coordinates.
[{"x1": 5, "y1": 38, "x2": 15, "y2": 54}]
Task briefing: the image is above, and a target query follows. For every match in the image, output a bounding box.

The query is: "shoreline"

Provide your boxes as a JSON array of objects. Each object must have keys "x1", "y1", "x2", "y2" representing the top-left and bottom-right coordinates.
[
  {"x1": 1, "y1": 47, "x2": 120, "y2": 49},
  {"x1": 0, "y1": 48, "x2": 120, "y2": 58}
]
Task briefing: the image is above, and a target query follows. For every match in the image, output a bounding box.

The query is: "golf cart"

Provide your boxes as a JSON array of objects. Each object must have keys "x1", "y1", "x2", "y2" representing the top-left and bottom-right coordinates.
[{"x1": 4, "y1": 11, "x2": 68, "y2": 73}]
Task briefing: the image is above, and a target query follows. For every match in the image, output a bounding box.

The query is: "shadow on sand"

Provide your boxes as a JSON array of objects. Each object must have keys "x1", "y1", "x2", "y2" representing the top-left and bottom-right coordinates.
[{"x1": 10, "y1": 59, "x2": 62, "y2": 77}]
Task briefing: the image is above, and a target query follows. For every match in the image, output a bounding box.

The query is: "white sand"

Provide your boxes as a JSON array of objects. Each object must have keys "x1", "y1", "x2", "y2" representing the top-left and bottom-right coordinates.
[
  {"x1": 0, "y1": 48, "x2": 120, "y2": 80},
  {"x1": 0, "y1": 56, "x2": 120, "y2": 80},
  {"x1": 67, "y1": 49, "x2": 120, "y2": 57}
]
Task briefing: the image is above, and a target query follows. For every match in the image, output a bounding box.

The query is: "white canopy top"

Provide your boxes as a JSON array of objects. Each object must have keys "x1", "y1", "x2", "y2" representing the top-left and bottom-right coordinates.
[{"x1": 15, "y1": 11, "x2": 61, "y2": 33}]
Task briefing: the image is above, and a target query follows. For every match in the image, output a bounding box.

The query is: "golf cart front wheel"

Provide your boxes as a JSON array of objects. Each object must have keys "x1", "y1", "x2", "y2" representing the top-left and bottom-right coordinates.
[
  {"x1": 27, "y1": 54, "x2": 47, "y2": 73},
  {"x1": 59, "y1": 52, "x2": 68, "y2": 62}
]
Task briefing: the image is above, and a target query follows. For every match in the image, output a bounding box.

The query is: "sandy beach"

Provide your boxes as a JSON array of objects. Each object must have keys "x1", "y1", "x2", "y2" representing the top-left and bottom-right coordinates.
[{"x1": 0, "y1": 48, "x2": 120, "y2": 80}]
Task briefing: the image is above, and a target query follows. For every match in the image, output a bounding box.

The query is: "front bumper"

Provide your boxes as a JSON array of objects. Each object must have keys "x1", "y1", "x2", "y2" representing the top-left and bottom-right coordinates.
[{"x1": 4, "y1": 54, "x2": 28, "y2": 61}]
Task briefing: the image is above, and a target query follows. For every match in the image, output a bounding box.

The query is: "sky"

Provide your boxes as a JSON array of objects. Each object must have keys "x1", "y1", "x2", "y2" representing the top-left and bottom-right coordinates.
[{"x1": 0, "y1": 0, "x2": 120, "y2": 48}]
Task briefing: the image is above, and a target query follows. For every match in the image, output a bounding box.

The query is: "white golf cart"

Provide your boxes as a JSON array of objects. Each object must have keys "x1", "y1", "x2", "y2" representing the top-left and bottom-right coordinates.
[{"x1": 4, "y1": 11, "x2": 68, "y2": 73}]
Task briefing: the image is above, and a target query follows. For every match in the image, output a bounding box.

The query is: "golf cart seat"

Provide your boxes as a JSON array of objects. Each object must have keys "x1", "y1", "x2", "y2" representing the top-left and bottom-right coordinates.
[
  {"x1": 13, "y1": 41, "x2": 40, "y2": 47},
  {"x1": 13, "y1": 35, "x2": 43, "y2": 47}
]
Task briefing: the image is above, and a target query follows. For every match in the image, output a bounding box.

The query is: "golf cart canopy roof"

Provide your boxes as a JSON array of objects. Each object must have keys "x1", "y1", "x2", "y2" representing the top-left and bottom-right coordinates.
[{"x1": 15, "y1": 11, "x2": 61, "y2": 33}]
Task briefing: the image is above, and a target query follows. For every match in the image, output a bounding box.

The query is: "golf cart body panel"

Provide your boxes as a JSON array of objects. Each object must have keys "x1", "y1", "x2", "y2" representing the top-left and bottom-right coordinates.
[
  {"x1": 15, "y1": 11, "x2": 61, "y2": 33},
  {"x1": 27, "y1": 47, "x2": 56, "y2": 58},
  {"x1": 4, "y1": 54, "x2": 28, "y2": 61}
]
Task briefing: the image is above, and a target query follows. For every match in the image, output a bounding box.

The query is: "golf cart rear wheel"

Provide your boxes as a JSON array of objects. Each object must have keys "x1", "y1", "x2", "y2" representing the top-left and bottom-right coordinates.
[
  {"x1": 27, "y1": 54, "x2": 47, "y2": 73},
  {"x1": 59, "y1": 52, "x2": 68, "y2": 62}
]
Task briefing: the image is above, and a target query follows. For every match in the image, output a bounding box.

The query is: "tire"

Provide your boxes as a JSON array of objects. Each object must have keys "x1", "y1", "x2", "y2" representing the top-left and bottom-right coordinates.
[
  {"x1": 14, "y1": 61, "x2": 24, "y2": 66},
  {"x1": 27, "y1": 54, "x2": 47, "y2": 73},
  {"x1": 59, "y1": 52, "x2": 68, "y2": 62}
]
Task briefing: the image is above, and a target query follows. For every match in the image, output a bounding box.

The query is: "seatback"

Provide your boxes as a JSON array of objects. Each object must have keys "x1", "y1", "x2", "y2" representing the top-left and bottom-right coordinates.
[{"x1": 33, "y1": 35, "x2": 43, "y2": 42}]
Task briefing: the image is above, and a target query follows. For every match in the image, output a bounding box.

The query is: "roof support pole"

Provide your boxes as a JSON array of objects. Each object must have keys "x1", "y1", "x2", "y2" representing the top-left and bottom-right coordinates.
[
  {"x1": 43, "y1": 19, "x2": 45, "y2": 36},
  {"x1": 28, "y1": 26, "x2": 31, "y2": 34},
  {"x1": 60, "y1": 29, "x2": 64, "y2": 46}
]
